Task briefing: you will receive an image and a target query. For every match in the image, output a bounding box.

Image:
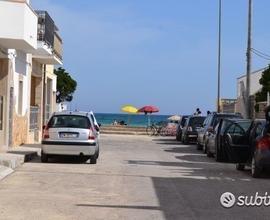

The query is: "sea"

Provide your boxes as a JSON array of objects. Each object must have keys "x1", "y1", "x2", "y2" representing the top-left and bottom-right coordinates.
[{"x1": 95, "y1": 113, "x2": 171, "y2": 127}]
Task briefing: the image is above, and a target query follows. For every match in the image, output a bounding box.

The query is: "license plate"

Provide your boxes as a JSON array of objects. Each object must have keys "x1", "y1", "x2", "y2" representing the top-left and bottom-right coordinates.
[
  {"x1": 60, "y1": 133, "x2": 78, "y2": 138},
  {"x1": 188, "y1": 135, "x2": 197, "y2": 138}
]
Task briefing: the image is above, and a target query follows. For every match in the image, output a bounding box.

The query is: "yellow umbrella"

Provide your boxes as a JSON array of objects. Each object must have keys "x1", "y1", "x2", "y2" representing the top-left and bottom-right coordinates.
[
  {"x1": 121, "y1": 105, "x2": 138, "y2": 114},
  {"x1": 121, "y1": 105, "x2": 138, "y2": 126}
]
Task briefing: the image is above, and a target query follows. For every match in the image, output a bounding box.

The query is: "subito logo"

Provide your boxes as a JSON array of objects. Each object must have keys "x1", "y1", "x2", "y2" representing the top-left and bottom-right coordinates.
[{"x1": 220, "y1": 192, "x2": 236, "y2": 208}]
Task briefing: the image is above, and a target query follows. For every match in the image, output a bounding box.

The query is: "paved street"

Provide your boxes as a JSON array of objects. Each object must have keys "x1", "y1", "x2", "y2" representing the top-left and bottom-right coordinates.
[{"x1": 0, "y1": 134, "x2": 270, "y2": 220}]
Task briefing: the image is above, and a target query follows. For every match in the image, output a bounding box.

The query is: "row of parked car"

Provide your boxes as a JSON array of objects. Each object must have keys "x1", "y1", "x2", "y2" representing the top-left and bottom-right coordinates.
[{"x1": 176, "y1": 112, "x2": 270, "y2": 178}]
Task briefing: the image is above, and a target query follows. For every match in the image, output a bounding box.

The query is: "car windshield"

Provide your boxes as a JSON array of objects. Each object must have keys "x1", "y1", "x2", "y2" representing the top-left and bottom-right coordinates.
[
  {"x1": 48, "y1": 115, "x2": 91, "y2": 129},
  {"x1": 189, "y1": 117, "x2": 206, "y2": 127},
  {"x1": 212, "y1": 114, "x2": 242, "y2": 127}
]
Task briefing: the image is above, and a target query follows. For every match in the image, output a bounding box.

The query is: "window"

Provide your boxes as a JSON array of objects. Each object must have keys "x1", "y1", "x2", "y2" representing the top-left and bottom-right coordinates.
[
  {"x1": 233, "y1": 125, "x2": 245, "y2": 135},
  {"x1": 221, "y1": 120, "x2": 233, "y2": 133},
  {"x1": 237, "y1": 121, "x2": 252, "y2": 132},
  {"x1": 0, "y1": 96, "x2": 3, "y2": 130},
  {"x1": 226, "y1": 124, "x2": 237, "y2": 134},
  {"x1": 226, "y1": 122, "x2": 251, "y2": 136},
  {"x1": 48, "y1": 115, "x2": 91, "y2": 129},
  {"x1": 18, "y1": 81, "x2": 23, "y2": 115}
]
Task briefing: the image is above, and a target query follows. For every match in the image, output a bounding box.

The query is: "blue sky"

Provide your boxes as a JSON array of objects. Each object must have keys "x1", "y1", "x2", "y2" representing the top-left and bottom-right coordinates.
[{"x1": 32, "y1": 0, "x2": 270, "y2": 115}]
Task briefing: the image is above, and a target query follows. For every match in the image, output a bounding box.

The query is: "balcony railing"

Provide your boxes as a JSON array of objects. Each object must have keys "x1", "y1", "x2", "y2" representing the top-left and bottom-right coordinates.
[
  {"x1": 29, "y1": 106, "x2": 39, "y2": 131},
  {"x1": 36, "y1": 10, "x2": 55, "y2": 48}
]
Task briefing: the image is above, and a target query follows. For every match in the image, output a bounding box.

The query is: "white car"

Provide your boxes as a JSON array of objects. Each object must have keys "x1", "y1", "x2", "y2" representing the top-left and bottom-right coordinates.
[
  {"x1": 89, "y1": 111, "x2": 100, "y2": 136},
  {"x1": 41, "y1": 111, "x2": 100, "y2": 164}
]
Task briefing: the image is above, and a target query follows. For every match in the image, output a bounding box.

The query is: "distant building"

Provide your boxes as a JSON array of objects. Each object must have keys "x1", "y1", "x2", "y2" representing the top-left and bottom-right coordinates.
[
  {"x1": 220, "y1": 99, "x2": 236, "y2": 114},
  {"x1": 235, "y1": 68, "x2": 266, "y2": 118}
]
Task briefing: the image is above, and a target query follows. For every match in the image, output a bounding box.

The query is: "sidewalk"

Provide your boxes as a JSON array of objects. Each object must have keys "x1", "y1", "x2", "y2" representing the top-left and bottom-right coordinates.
[{"x1": 0, "y1": 145, "x2": 41, "y2": 181}]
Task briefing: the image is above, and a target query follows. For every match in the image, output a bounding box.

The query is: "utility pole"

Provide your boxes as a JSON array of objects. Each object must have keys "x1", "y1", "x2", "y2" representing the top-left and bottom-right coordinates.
[
  {"x1": 217, "y1": 0, "x2": 222, "y2": 113},
  {"x1": 246, "y1": 0, "x2": 252, "y2": 119}
]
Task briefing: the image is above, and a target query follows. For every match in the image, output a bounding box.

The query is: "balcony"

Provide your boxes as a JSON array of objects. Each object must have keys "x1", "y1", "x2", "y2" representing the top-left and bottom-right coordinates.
[
  {"x1": 0, "y1": 0, "x2": 37, "y2": 52},
  {"x1": 32, "y1": 10, "x2": 63, "y2": 65},
  {"x1": 53, "y1": 32, "x2": 63, "y2": 62}
]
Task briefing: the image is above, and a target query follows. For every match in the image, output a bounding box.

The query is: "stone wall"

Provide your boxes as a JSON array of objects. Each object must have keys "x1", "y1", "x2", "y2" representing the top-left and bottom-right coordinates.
[{"x1": 12, "y1": 111, "x2": 28, "y2": 146}]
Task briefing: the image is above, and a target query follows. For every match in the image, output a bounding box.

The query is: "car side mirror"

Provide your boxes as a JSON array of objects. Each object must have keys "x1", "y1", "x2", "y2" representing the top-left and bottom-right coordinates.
[
  {"x1": 95, "y1": 125, "x2": 100, "y2": 132},
  {"x1": 98, "y1": 123, "x2": 101, "y2": 127}
]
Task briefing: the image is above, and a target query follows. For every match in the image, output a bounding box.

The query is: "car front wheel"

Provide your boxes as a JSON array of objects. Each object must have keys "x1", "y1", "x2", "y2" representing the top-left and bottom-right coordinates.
[
  {"x1": 206, "y1": 145, "x2": 213, "y2": 158},
  {"x1": 196, "y1": 143, "x2": 202, "y2": 150},
  {"x1": 251, "y1": 155, "x2": 262, "y2": 178},
  {"x1": 182, "y1": 135, "x2": 189, "y2": 145},
  {"x1": 236, "y1": 163, "x2": 245, "y2": 171},
  {"x1": 90, "y1": 158, "x2": 97, "y2": 164},
  {"x1": 41, "y1": 151, "x2": 48, "y2": 163}
]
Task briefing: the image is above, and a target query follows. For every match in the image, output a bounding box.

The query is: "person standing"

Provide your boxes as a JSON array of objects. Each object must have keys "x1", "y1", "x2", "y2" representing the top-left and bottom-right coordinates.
[{"x1": 194, "y1": 108, "x2": 201, "y2": 116}]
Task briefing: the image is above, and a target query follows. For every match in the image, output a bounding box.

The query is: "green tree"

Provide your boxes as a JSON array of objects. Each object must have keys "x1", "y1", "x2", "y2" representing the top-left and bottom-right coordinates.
[{"x1": 54, "y1": 67, "x2": 77, "y2": 103}]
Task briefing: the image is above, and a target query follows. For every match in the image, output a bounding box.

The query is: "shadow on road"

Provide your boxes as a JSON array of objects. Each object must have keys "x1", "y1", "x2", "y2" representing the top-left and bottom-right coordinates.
[
  {"x1": 76, "y1": 204, "x2": 161, "y2": 210},
  {"x1": 127, "y1": 137, "x2": 270, "y2": 219},
  {"x1": 31, "y1": 155, "x2": 90, "y2": 164}
]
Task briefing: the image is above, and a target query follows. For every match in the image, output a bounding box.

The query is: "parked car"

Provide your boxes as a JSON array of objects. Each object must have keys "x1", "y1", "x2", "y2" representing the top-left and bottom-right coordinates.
[
  {"x1": 197, "y1": 112, "x2": 242, "y2": 151},
  {"x1": 176, "y1": 115, "x2": 189, "y2": 141},
  {"x1": 224, "y1": 119, "x2": 269, "y2": 178},
  {"x1": 205, "y1": 118, "x2": 252, "y2": 162},
  {"x1": 89, "y1": 110, "x2": 101, "y2": 135},
  {"x1": 181, "y1": 116, "x2": 206, "y2": 144},
  {"x1": 41, "y1": 111, "x2": 100, "y2": 164}
]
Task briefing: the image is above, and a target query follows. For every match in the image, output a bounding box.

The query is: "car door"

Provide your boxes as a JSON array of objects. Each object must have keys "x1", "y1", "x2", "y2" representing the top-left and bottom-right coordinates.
[
  {"x1": 198, "y1": 116, "x2": 210, "y2": 144},
  {"x1": 249, "y1": 122, "x2": 265, "y2": 155},
  {"x1": 207, "y1": 123, "x2": 220, "y2": 153},
  {"x1": 223, "y1": 123, "x2": 250, "y2": 163},
  {"x1": 181, "y1": 118, "x2": 189, "y2": 139}
]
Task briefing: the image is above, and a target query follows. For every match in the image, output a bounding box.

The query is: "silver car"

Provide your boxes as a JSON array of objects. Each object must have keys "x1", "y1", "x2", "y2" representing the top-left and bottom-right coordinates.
[{"x1": 41, "y1": 111, "x2": 100, "y2": 164}]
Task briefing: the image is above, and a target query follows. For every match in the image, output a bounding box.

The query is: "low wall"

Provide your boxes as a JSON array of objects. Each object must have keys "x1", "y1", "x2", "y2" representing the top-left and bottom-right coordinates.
[{"x1": 100, "y1": 125, "x2": 147, "y2": 135}]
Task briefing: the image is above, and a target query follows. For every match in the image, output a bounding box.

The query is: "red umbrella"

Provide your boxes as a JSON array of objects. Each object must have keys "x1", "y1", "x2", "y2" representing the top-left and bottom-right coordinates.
[
  {"x1": 138, "y1": 105, "x2": 159, "y2": 126},
  {"x1": 138, "y1": 105, "x2": 159, "y2": 114}
]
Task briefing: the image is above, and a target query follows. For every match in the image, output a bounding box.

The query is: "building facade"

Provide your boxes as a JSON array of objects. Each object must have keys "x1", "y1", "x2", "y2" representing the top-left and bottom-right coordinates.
[
  {"x1": 0, "y1": 0, "x2": 63, "y2": 150},
  {"x1": 235, "y1": 68, "x2": 265, "y2": 118},
  {"x1": 220, "y1": 99, "x2": 236, "y2": 114}
]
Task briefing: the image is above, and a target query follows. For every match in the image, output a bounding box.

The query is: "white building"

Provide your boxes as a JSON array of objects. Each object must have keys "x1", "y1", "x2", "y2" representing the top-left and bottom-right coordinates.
[
  {"x1": 0, "y1": 0, "x2": 63, "y2": 150},
  {"x1": 235, "y1": 68, "x2": 265, "y2": 118}
]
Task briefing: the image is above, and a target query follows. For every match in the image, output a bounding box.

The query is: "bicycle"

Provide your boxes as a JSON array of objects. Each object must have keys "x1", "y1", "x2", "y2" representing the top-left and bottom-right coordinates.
[
  {"x1": 146, "y1": 124, "x2": 158, "y2": 136},
  {"x1": 146, "y1": 122, "x2": 166, "y2": 136}
]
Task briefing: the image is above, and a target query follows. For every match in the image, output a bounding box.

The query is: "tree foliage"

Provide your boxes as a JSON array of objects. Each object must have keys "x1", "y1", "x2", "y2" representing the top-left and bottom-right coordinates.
[
  {"x1": 54, "y1": 67, "x2": 77, "y2": 103},
  {"x1": 255, "y1": 65, "x2": 270, "y2": 103}
]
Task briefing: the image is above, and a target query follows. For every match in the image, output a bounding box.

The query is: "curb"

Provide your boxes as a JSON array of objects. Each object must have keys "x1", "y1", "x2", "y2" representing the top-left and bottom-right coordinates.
[
  {"x1": 0, "y1": 165, "x2": 14, "y2": 181},
  {"x1": 0, "y1": 146, "x2": 40, "y2": 181}
]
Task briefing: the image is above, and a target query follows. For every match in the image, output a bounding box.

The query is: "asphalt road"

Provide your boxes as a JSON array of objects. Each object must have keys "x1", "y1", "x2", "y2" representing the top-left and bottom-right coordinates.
[{"x1": 0, "y1": 135, "x2": 270, "y2": 220}]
